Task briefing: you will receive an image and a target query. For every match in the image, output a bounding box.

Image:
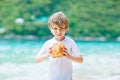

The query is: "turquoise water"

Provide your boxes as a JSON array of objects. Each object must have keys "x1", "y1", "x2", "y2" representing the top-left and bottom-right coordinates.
[{"x1": 0, "y1": 39, "x2": 120, "y2": 80}]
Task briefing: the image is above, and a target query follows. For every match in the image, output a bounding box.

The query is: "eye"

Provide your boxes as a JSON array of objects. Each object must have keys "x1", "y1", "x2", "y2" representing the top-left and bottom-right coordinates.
[
  {"x1": 61, "y1": 27, "x2": 65, "y2": 30},
  {"x1": 53, "y1": 28, "x2": 57, "y2": 30}
]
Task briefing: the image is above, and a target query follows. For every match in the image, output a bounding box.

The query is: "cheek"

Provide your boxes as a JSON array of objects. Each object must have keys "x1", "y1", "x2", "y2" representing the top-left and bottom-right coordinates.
[{"x1": 62, "y1": 31, "x2": 66, "y2": 34}]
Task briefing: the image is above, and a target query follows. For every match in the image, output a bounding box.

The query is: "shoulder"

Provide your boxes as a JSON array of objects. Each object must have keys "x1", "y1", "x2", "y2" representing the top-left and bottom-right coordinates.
[
  {"x1": 65, "y1": 36, "x2": 75, "y2": 43},
  {"x1": 42, "y1": 38, "x2": 53, "y2": 46},
  {"x1": 65, "y1": 36, "x2": 78, "y2": 47}
]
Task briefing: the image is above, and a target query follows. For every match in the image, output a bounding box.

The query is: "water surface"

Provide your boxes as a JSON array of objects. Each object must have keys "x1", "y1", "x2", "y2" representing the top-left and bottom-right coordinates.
[{"x1": 0, "y1": 39, "x2": 120, "y2": 80}]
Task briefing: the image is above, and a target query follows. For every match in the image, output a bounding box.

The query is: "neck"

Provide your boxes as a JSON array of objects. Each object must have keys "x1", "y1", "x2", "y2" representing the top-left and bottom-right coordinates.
[{"x1": 54, "y1": 36, "x2": 65, "y2": 41}]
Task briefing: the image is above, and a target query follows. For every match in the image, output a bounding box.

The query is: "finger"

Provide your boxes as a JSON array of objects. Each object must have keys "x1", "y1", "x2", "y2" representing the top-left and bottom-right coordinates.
[
  {"x1": 64, "y1": 47, "x2": 67, "y2": 50},
  {"x1": 62, "y1": 50, "x2": 68, "y2": 55},
  {"x1": 49, "y1": 47, "x2": 52, "y2": 50},
  {"x1": 63, "y1": 48, "x2": 67, "y2": 52},
  {"x1": 48, "y1": 49, "x2": 52, "y2": 54}
]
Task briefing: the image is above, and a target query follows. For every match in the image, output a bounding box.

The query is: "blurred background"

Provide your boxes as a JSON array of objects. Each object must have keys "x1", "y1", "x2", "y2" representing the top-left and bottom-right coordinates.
[{"x1": 0, "y1": 0, "x2": 120, "y2": 80}]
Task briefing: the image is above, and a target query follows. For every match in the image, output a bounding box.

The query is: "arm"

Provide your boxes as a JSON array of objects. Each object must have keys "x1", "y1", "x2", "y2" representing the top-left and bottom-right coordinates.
[
  {"x1": 35, "y1": 53, "x2": 50, "y2": 63},
  {"x1": 35, "y1": 46, "x2": 52, "y2": 63},
  {"x1": 65, "y1": 38, "x2": 83, "y2": 63},
  {"x1": 65, "y1": 54, "x2": 83, "y2": 63},
  {"x1": 63, "y1": 48, "x2": 83, "y2": 63},
  {"x1": 35, "y1": 41, "x2": 51, "y2": 63}
]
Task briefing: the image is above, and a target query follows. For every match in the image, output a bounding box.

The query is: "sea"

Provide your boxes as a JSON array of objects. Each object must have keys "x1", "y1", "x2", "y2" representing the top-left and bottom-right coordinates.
[{"x1": 0, "y1": 38, "x2": 120, "y2": 80}]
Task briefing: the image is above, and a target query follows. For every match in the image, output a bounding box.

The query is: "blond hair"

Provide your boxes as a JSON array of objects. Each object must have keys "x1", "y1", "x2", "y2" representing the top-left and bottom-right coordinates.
[{"x1": 48, "y1": 11, "x2": 69, "y2": 29}]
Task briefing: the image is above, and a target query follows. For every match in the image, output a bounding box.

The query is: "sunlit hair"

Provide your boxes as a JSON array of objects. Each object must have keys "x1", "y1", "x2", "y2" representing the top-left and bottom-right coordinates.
[{"x1": 48, "y1": 11, "x2": 69, "y2": 29}]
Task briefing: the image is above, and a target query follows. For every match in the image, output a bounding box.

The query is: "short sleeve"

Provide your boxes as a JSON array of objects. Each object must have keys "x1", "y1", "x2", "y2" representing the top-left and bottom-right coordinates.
[
  {"x1": 36, "y1": 41, "x2": 49, "y2": 58},
  {"x1": 71, "y1": 40, "x2": 81, "y2": 56}
]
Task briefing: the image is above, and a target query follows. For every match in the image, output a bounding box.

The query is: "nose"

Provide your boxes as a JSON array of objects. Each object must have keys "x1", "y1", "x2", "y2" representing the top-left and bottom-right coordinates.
[
  {"x1": 57, "y1": 29, "x2": 61, "y2": 33},
  {"x1": 56, "y1": 29, "x2": 62, "y2": 36}
]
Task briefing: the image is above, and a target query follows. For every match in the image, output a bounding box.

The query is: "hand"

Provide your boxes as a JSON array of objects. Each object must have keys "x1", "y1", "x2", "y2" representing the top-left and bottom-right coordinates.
[
  {"x1": 63, "y1": 48, "x2": 83, "y2": 63},
  {"x1": 48, "y1": 47, "x2": 53, "y2": 56},
  {"x1": 63, "y1": 48, "x2": 70, "y2": 57}
]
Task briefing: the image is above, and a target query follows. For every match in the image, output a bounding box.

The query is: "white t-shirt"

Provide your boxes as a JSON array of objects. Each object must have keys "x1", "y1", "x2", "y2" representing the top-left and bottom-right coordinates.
[{"x1": 36, "y1": 37, "x2": 81, "y2": 80}]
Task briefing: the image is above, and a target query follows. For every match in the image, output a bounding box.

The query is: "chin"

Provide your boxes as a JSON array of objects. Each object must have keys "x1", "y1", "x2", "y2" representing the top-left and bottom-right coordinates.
[{"x1": 58, "y1": 37, "x2": 65, "y2": 41}]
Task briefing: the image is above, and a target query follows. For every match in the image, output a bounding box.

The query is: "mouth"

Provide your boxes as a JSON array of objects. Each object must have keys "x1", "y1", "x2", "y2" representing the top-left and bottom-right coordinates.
[
  {"x1": 57, "y1": 35, "x2": 62, "y2": 38},
  {"x1": 57, "y1": 34, "x2": 62, "y2": 36}
]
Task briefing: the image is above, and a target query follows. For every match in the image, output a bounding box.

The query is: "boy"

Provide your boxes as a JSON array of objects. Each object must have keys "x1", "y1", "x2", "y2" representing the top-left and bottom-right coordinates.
[{"x1": 35, "y1": 11, "x2": 83, "y2": 80}]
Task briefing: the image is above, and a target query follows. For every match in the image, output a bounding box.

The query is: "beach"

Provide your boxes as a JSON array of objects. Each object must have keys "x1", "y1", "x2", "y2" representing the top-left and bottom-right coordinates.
[{"x1": 0, "y1": 39, "x2": 120, "y2": 80}]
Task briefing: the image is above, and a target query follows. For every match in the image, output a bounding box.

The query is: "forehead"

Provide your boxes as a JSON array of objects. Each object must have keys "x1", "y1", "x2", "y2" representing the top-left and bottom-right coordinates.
[{"x1": 52, "y1": 24, "x2": 66, "y2": 28}]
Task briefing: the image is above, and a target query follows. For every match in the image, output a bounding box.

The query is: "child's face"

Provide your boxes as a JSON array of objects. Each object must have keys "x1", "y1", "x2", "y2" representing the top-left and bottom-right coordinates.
[{"x1": 50, "y1": 24, "x2": 67, "y2": 41}]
